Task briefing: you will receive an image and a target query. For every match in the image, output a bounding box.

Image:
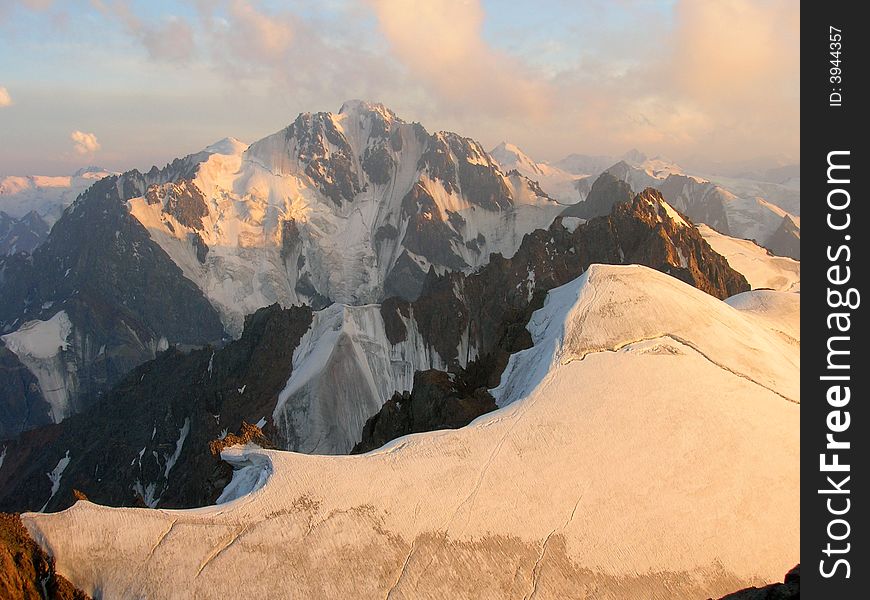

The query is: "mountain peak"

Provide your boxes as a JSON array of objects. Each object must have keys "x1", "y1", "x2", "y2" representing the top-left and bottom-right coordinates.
[
  {"x1": 72, "y1": 166, "x2": 111, "y2": 177},
  {"x1": 621, "y1": 148, "x2": 647, "y2": 164},
  {"x1": 204, "y1": 137, "x2": 248, "y2": 156},
  {"x1": 337, "y1": 99, "x2": 397, "y2": 122},
  {"x1": 490, "y1": 141, "x2": 543, "y2": 176}
]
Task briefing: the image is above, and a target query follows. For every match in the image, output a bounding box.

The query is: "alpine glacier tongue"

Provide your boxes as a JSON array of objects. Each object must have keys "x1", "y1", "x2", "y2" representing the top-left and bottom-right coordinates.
[{"x1": 21, "y1": 265, "x2": 799, "y2": 600}]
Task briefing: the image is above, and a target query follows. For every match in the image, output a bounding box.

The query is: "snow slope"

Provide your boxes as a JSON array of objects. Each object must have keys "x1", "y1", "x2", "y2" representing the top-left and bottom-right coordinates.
[
  {"x1": 698, "y1": 225, "x2": 800, "y2": 292},
  {"x1": 490, "y1": 142, "x2": 586, "y2": 203},
  {"x1": 24, "y1": 265, "x2": 799, "y2": 600}
]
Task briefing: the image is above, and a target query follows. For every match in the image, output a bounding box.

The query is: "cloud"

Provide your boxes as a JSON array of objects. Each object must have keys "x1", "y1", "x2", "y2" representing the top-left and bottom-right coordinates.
[
  {"x1": 71, "y1": 130, "x2": 100, "y2": 154},
  {"x1": 0, "y1": 86, "x2": 11, "y2": 107},
  {"x1": 2, "y1": 0, "x2": 799, "y2": 172},
  {"x1": 367, "y1": 0, "x2": 552, "y2": 118},
  {"x1": 90, "y1": 0, "x2": 195, "y2": 62}
]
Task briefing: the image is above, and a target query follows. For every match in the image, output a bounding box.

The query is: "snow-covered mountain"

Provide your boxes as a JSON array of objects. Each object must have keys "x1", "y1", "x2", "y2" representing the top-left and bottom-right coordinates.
[
  {"x1": 489, "y1": 141, "x2": 588, "y2": 203},
  {"x1": 0, "y1": 187, "x2": 751, "y2": 508},
  {"x1": 511, "y1": 146, "x2": 801, "y2": 258},
  {"x1": 129, "y1": 101, "x2": 561, "y2": 335},
  {"x1": 593, "y1": 161, "x2": 799, "y2": 257},
  {"x1": 21, "y1": 265, "x2": 799, "y2": 599},
  {"x1": 0, "y1": 168, "x2": 115, "y2": 225},
  {"x1": 0, "y1": 101, "x2": 565, "y2": 436}
]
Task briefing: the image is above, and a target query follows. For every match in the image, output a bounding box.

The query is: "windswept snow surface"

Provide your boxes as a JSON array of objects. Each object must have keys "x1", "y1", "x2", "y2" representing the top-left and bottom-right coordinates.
[
  {"x1": 1, "y1": 311, "x2": 76, "y2": 421},
  {"x1": 698, "y1": 224, "x2": 800, "y2": 292},
  {"x1": 23, "y1": 265, "x2": 799, "y2": 600}
]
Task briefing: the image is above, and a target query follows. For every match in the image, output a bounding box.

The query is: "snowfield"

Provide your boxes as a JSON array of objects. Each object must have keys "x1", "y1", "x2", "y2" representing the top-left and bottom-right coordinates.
[
  {"x1": 23, "y1": 265, "x2": 799, "y2": 599},
  {"x1": 698, "y1": 224, "x2": 800, "y2": 292}
]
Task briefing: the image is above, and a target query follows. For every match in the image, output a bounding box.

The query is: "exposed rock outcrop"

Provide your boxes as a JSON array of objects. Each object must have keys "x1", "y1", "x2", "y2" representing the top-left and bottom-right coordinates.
[
  {"x1": 352, "y1": 369, "x2": 496, "y2": 454},
  {"x1": 0, "y1": 512, "x2": 90, "y2": 599},
  {"x1": 0, "y1": 211, "x2": 49, "y2": 256},
  {"x1": 560, "y1": 171, "x2": 633, "y2": 219},
  {"x1": 716, "y1": 565, "x2": 799, "y2": 599}
]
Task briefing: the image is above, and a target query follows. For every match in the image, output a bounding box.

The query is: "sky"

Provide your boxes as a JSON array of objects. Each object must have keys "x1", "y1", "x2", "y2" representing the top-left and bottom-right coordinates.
[{"x1": 0, "y1": 0, "x2": 799, "y2": 176}]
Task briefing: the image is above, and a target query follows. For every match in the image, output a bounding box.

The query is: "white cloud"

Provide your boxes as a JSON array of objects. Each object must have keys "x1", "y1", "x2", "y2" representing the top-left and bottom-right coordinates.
[
  {"x1": 71, "y1": 130, "x2": 100, "y2": 154},
  {"x1": 0, "y1": 86, "x2": 11, "y2": 107}
]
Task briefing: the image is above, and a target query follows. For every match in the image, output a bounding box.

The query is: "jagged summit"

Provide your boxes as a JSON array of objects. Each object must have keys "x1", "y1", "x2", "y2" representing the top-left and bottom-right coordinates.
[{"x1": 337, "y1": 99, "x2": 398, "y2": 121}]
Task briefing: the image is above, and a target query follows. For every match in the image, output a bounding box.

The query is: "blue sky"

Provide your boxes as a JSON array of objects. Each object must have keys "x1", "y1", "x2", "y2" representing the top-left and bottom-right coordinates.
[{"x1": 0, "y1": 0, "x2": 797, "y2": 175}]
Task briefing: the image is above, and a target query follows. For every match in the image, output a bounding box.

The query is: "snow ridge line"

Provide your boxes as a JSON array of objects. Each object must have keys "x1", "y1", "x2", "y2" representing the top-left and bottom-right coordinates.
[{"x1": 563, "y1": 333, "x2": 798, "y2": 404}]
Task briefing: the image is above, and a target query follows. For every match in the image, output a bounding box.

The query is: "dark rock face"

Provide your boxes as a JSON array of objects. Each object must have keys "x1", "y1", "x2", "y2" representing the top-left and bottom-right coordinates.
[
  {"x1": 352, "y1": 370, "x2": 496, "y2": 454},
  {"x1": 0, "y1": 343, "x2": 51, "y2": 441},
  {"x1": 561, "y1": 171, "x2": 633, "y2": 219},
  {"x1": 765, "y1": 215, "x2": 800, "y2": 260},
  {"x1": 0, "y1": 211, "x2": 50, "y2": 256},
  {"x1": 0, "y1": 175, "x2": 226, "y2": 432},
  {"x1": 401, "y1": 183, "x2": 467, "y2": 271},
  {"x1": 189, "y1": 232, "x2": 209, "y2": 264},
  {"x1": 146, "y1": 180, "x2": 209, "y2": 231},
  {"x1": 716, "y1": 565, "x2": 799, "y2": 599},
  {"x1": 0, "y1": 304, "x2": 312, "y2": 513},
  {"x1": 380, "y1": 297, "x2": 410, "y2": 345},
  {"x1": 282, "y1": 112, "x2": 362, "y2": 206},
  {"x1": 656, "y1": 173, "x2": 732, "y2": 235},
  {"x1": 383, "y1": 251, "x2": 429, "y2": 301},
  {"x1": 0, "y1": 512, "x2": 90, "y2": 600},
  {"x1": 355, "y1": 188, "x2": 750, "y2": 451},
  {"x1": 362, "y1": 145, "x2": 395, "y2": 185}
]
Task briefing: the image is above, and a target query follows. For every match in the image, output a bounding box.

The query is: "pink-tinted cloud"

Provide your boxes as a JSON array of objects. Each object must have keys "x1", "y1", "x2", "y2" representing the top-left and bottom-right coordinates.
[
  {"x1": 367, "y1": 0, "x2": 552, "y2": 119},
  {"x1": 71, "y1": 130, "x2": 100, "y2": 154},
  {"x1": 0, "y1": 86, "x2": 11, "y2": 107}
]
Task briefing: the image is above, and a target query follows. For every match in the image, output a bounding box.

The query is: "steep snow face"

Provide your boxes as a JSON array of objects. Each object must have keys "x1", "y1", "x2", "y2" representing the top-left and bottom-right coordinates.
[
  {"x1": 698, "y1": 225, "x2": 800, "y2": 292},
  {"x1": 24, "y1": 265, "x2": 799, "y2": 600},
  {"x1": 490, "y1": 142, "x2": 586, "y2": 203},
  {"x1": 1, "y1": 311, "x2": 76, "y2": 422},
  {"x1": 128, "y1": 103, "x2": 561, "y2": 334},
  {"x1": 272, "y1": 302, "x2": 452, "y2": 454},
  {"x1": 0, "y1": 169, "x2": 114, "y2": 224}
]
